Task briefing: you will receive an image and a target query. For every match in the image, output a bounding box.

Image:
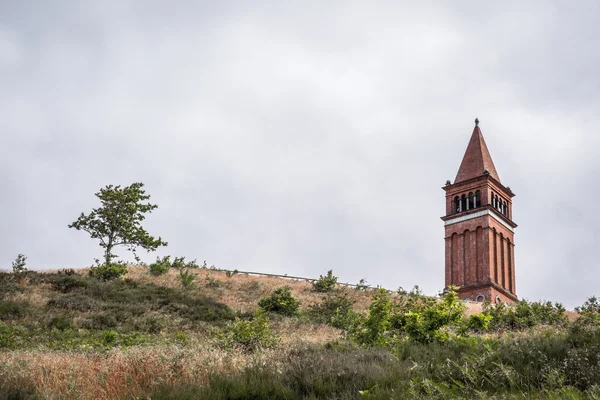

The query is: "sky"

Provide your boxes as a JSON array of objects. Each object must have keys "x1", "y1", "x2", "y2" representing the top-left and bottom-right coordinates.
[{"x1": 1, "y1": 1, "x2": 599, "y2": 309}]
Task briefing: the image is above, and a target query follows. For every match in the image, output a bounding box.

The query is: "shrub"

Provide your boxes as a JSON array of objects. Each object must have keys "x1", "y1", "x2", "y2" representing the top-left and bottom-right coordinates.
[
  {"x1": 312, "y1": 270, "x2": 338, "y2": 292},
  {"x1": 82, "y1": 313, "x2": 118, "y2": 330},
  {"x1": 89, "y1": 262, "x2": 128, "y2": 280},
  {"x1": 355, "y1": 278, "x2": 369, "y2": 291},
  {"x1": 0, "y1": 300, "x2": 31, "y2": 319},
  {"x1": 351, "y1": 289, "x2": 392, "y2": 346},
  {"x1": 149, "y1": 256, "x2": 172, "y2": 275},
  {"x1": 178, "y1": 269, "x2": 196, "y2": 289},
  {"x1": 460, "y1": 313, "x2": 493, "y2": 334},
  {"x1": 483, "y1": 299, "x2": 567, "y2": 331},
  {"x1": 575, "y1": 296, "x2": 600, "y2": 325},
  {"x1": 139, "y1": 316, "x2": 165, "y2": 334},
  {"x1": 47, "y1": 315, "x2": 74, "y2": 331},
  {"x1": 307, "y1": 293, "x2": 356, "y2": 329},
  {"x1": 225, "y1": 269, "x2": 239, "y2": 278},
  {"x1": 258, "y1": 286, "x2": 300, "y2": 316},
  {"x1": 217, "y1": 311, "x2": 279, "y2": 351},
  {"x1": 102, "y1": 330, "x2": 118, "y2": 345},
  {"x1": 50, "y1": 276, "x2": 89, "y2": 293},
  {"x1": 170, "y1": 257, "x2": 199, "y2": 269},
  {"x1": 11, "y1": 253, "x2": 28, "y2": 274},
  {"x1": 401, "y1": 286, "x2": 465, "y2": 344},
  {"x1": 57, "y1": 268, "x2": 76, "y2": 276},
  {"x1": 47, "y1": 293, "x2": 100, "y2": 312}
]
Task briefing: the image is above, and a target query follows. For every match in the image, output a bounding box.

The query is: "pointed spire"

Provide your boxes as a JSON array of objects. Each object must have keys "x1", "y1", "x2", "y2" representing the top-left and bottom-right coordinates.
[{"x1": 454, "y1": 119, "x2": 500, "y2": 183}]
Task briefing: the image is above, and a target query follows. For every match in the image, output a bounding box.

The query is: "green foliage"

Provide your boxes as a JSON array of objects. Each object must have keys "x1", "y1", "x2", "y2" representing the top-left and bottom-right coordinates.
[
  {"x1": 352, "y1": 289, "x2": 392, "y2": 346},
  {"x1": 171, "y1": 257, "x2": 198, "y2": 269},
  {"x1": 51, "y1": 276, "x2": 89, "y2": 293},
  {"x1": 258, "y1": 286, "x2": 300, "y2": 316},
  {"x1": 307, "y1": 293, "x2": 357, "y2": 329},
  {"x1": 47, "y1": 315, "x2": 74, "y2": 331},
  {"x1": 89, "y1": 262, "x2": 128, "y2": 281},
  {"x1": 460, "y1": 313, "x2": 493, "y2": 335},
  {"x1": 217, "y1": 311, "x2": 279, "y2": 351},
  {"x1": 68, "y1": 182, "x2": 167, "y2": 270},
  {"x1": 575, "y1": 296, "x2": 600, "y2": 325},
  {"x1": 82, "y1": 313, "x2": 118, "y2": 330},
  {"x1": 149, "y1": 256, "x2": 172, "y2": 275},
  {"x1": 0, "y1": 300, "x2": 31, "y2": 319},
  {"x1": 11, "y1": 253, "x2": 28, "y2": 274},
  {"x1": 312, "y1": 269, "x2": 338, "y2": 292},
  {"x1": 148, "y1": 256, "x2": 199, "y2": 276},
  {"x1": 483, "y1": 299, "x2": 567, "y2": 331},
  {"x1": 355, "y1": 278, "x2": 369, "y2": 291},
  {"x1": 178, "y1": 269, "x2": 196, "y2": 289},
  {"x1": 401, "y1": 286, "x2": 466, "y2": 344}
]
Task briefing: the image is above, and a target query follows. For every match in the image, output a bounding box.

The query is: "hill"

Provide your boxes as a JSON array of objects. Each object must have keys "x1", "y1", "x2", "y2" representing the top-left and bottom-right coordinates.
[{"x1": 0, "y1": 265, "x2": 598, "y2": 399}]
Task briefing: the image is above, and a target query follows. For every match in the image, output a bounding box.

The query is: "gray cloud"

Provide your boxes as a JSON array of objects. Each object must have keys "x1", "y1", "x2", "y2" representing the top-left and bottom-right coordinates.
[{"x1": 1, "y1": 1, "x2": 599, "y2": 309}]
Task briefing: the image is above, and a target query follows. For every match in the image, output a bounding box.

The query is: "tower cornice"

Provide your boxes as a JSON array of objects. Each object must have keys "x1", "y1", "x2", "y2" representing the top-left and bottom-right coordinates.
[
  {"x1": 441, "y1": 205, "x2": 518, "y2": 230},
  {"x1": 443, "y1": 175, "x2": 515, "y2": 198}
]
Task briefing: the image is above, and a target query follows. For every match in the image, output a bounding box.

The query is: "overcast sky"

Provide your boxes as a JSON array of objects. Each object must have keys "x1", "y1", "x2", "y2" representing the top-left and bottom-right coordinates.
[{"x1": 1, "y1": 1, "x2": 599, "y2": 309}]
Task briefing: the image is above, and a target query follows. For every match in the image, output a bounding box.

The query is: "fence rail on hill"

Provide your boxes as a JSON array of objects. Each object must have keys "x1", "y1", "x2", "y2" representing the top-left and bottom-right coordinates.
[
  {"x1": 210, "y1": 268, "x2": 483, "y2": 304},
  {"x1": 211, "y1": 268, "x2": 386, "y2": 291}
]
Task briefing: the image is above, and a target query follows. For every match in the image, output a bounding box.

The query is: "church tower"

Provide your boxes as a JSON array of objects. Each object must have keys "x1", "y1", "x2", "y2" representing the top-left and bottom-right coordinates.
[{"x1": 441, "y1": 119, "x2": 517, "y2": 303}]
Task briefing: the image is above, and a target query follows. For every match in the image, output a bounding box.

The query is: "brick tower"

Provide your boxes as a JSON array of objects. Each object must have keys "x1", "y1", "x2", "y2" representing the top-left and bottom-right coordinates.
[{"x1": 441, "y1": 119, "x2": 517, "y2": 303}]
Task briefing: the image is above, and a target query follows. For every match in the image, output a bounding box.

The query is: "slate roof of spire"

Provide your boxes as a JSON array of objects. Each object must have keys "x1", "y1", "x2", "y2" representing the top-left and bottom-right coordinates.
[{"x1": 454, "y1": 120, "x2": 500, "y2": 184}]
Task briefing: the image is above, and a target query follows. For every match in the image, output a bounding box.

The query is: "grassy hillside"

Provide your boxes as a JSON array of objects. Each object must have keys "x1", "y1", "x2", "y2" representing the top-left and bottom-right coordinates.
[{"x1": 0, "y1": 265, "x2": 599, "y2": 399}]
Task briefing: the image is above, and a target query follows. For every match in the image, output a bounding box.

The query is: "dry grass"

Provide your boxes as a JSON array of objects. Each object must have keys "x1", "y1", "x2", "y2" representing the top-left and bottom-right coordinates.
[{"x1": 0, "y1": 343, "x2": 312, "y2": 400}]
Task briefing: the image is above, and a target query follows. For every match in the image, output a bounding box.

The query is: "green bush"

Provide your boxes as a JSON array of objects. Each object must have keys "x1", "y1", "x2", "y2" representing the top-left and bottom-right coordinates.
[
  {"x1": 149, "y1": 256, "x2": 172, "y2": 275},
  {"x1": 575, "y1": 296, "x2": 600, "y2": 325},
  {"x1": 171, "y1": 257, "x2": 198, "y2": 269},
  {"x1": 47, "y1": 315, "x2": 74, "y2": 331},
  {"x1": 401, "y1": 286, "x2": 466, "y2": 343},
  {"x1": 258, "y1": 286, "x2": 300, "y2": 316},
  {"x1": 178, "y1": 269, "x2": 196, "y2": 289},
  {"x1": 82, "y1": 313, "x2": 118, "y2": 330},
  {"x1": 312, "y1": 270, "x2": 338, "y2": 292},
  {"x1": 47, "y1": 294, "x2": 100, "y2": 312},
  {"x1": 483, "y1": 299, "x2": 567, "y2": 331},
  {"x1": 0, "y1": 300, "x2": 31, "y2": 319},
  {"x1": 460, "y1": 313, "x2": 493, "y2": 334},
  {"x1": 11, "y1": 253, "x2": 28, "y2": 274},
  {"x1": 50, "y1": 276, "x2": 89, "y2": 293},
  {"x1": 217, "y1": 311, "x2": 279, "y2": 351},
  {"x1": 307, "y1": 293, "x2": 356, "y2": 329},
  {"x1": 351, "y1": 289, "x2": 392, "y2": 346},
  {"x1": 136, "y1": 316, "x2": 165, "y2": 334},
  {"x1": 89, "y1": 262, "x2": 128, "y2": 280}
]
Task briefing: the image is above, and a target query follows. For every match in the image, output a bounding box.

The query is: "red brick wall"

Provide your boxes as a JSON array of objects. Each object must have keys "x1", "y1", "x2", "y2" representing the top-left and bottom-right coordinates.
[{"x1": 443, "y1": 204, "x2": 516, "y2": 303}]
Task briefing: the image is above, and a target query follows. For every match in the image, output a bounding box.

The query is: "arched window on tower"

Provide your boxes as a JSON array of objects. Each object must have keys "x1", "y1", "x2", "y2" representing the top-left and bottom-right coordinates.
[
  {"x1": 454, "y1": 196, "x2": 460, "y2": 213},
  {"x1": 503, "y1": 201, "x2": 507, "y2": 216},
  {"x1": 461, "y1": 194, "x2": 466, "y2": 212},
  {"x1": 474, "y1": 190, "x2": 480, "y2": 208},
  {"x1": 491, "y1": 193, "x2": 496, "y2": 208},
  {"x1": 467, "y1": 192, "x2": 473, "y2": 211}
]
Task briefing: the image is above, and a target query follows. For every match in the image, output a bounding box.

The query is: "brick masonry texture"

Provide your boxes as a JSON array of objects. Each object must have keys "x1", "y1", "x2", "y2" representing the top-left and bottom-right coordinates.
[{"x1": 442, "y1": 123, "x2": 517, "y2": 304}]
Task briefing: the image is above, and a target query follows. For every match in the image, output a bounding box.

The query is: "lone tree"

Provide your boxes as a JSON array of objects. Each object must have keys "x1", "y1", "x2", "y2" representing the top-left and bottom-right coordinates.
[{"x1": 69, "y1": 182, "x2": 167, "y2": 278}]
